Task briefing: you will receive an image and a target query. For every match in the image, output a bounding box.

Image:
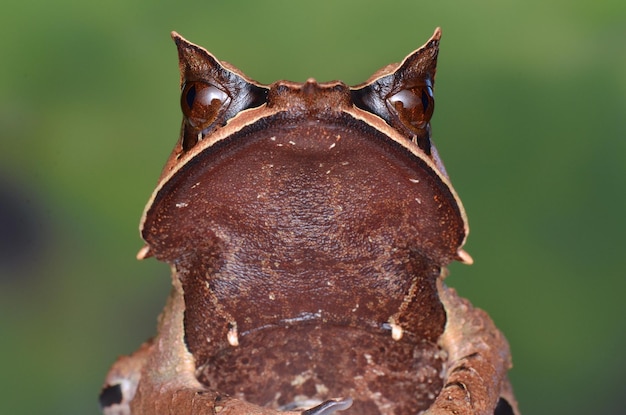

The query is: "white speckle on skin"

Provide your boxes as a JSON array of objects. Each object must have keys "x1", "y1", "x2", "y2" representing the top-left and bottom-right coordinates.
[
  {"x1": 329, "y1": 142, "x2": 336, "y2": 149},
  {"x1": 288, "y1": 140, "x2": 296, "y2": 146},
  {"x1": 315, "y1": 383, "x2": 329, "y2": 395},
  {"x1": 227, "y1": 323, "x2": 239, "y2": 347},
  {"x1": 409, "y1": 178, "x2": 420, "y2": 183},
  {"x1": 415, "y1": 198, "x2": 422, "y2": 204},
  {"x1": 175, "y1": 202, "x2": 188, "y2": 208},
  {"x1": 290, "y1": 375, "x2": 303, "y2": 386},
  {"x1": 391, "y1": 323, "x2": 403, "y2": 341},
  {"x1": 270, "y1": 136, "x2": 276, "y2": 141}
]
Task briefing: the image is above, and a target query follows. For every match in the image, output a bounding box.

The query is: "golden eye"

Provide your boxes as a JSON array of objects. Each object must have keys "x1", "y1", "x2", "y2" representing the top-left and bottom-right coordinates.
[
  {"x1": 181, "y1": 81, "x2": 230, "y2": 129},
  {"x1": 386, "y1": 84, "x2": 434, "y2": 131}
]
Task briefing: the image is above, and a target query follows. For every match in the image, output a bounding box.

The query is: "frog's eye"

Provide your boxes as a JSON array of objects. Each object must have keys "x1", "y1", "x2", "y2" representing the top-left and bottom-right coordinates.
[
  {"x1": 351, "y1": 30, "x2": 440, "y2": 157},
  {"x1": 386, "y1": 83, "x2": 434, "y2": 132},
  {"x1": 180, "y1": 81, "x2": 233, "y2": 152},
  {"x1": 181, "y1": 81, "x2": 231, "y2": 130},
  {"x1": 385, "y1": 83, "x2": 434, "y2": 154},
  {"x1": 173, "y1": 32, "x2": 269, "y2": 153}
]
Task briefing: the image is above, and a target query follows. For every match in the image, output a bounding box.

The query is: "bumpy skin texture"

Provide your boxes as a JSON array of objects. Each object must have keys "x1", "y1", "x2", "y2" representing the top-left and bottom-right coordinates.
[{"x1": 101, "y1": 29, "x2": 519, "y2": 415}]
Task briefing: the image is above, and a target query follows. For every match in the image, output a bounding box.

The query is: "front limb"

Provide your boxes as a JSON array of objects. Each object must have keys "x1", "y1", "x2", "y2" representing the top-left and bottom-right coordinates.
[{"x1": 422, "y1": 282, "x2": 520, "y2": 415}]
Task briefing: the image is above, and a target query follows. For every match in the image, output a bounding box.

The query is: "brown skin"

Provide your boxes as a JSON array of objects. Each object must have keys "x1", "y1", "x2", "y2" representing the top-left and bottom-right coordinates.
[{"x1": 101, "y1": 29, "x2": 519, "y2": 415}]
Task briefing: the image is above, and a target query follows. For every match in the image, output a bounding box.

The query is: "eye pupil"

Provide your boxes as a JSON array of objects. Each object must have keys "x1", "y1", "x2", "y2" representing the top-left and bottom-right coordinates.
[
  {"x1": 421, "y1": 89, "x2": 429, "y2": 112},
  {"x1": 185, "y1": 84, "x2": 197, "y2": 109}
]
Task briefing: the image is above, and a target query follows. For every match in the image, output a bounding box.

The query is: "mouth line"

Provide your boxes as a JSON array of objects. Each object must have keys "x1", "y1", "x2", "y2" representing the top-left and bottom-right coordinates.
[{"x1": 237, "y1": 311, "x2": 401, "y2": 341}]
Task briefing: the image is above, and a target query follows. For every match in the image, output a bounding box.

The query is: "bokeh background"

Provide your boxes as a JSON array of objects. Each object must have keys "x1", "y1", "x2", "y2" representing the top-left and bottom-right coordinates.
[{"x1": 1, "y1": 1, "x2": 624, "y2": 414}]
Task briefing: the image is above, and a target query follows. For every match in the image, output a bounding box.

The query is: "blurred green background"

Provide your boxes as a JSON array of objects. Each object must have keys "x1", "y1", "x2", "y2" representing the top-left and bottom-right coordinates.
[{"x1": 1, "y1": 1, "x2": 624, "y2": 414}]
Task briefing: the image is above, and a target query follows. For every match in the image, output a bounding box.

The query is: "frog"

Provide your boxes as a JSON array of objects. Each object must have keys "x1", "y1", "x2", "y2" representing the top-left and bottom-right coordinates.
[{"x1": 100, "y1": 28, "x2": 519, "y2": 415}]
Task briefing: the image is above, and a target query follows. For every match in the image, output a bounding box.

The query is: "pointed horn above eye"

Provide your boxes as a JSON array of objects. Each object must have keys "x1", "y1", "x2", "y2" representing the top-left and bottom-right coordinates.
[
  {"x1": 394, "y1": 27, "x2": 440, "y2": 86},
  {"x1": 350, "y1": 28, "x2": 442, "y2": 155},
  {"x1": 170, "y1": 31, "x2": 225, "y2": 87}
]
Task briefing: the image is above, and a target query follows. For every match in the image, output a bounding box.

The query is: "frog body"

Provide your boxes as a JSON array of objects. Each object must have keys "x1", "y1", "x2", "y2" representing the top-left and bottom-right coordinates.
[{"x1": 100, "y1": 29, "x2": 519, "y2": 415}]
